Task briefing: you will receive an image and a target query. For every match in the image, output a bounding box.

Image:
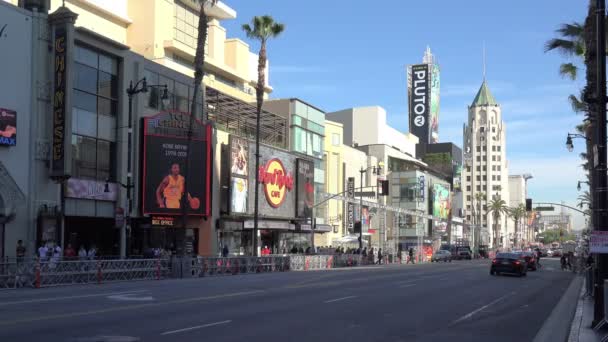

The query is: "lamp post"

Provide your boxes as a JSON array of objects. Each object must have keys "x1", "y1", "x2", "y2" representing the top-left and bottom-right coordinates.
[
  {"x1": 594, "y1": 0, "x2": 608, "y2": 326},
  {"x1": 577, "y1": 180, "x2": 590, "y2": 191},
  {"x1": 358, "y1": 163, "x2": 384, "y2": 250},
  {"x1": 117, "y1": 78, "x2": 169, "y2": 258},
  {"x1": 565, "y1": 133, "x2": 588, "y2": 152}
]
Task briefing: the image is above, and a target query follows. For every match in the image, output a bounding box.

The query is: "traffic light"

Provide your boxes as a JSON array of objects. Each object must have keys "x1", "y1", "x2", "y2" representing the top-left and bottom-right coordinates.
[
  {"x1": 354, "y1": 221, "x2": 362, "y2": 233},
  {"x1": 526, "y1": 198, "x2": 532, "y2": 211}
]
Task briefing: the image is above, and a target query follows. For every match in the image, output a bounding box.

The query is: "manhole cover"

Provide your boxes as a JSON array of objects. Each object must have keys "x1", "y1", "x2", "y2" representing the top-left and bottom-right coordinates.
[{"x1": 73, "y1": 336, "x2": 140, "y2": 342}]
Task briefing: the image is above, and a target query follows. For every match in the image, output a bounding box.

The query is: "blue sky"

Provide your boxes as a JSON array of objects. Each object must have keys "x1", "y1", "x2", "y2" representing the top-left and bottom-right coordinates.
[{"x1": 223, "y1": 0, "x2": 589, "y2": 228}]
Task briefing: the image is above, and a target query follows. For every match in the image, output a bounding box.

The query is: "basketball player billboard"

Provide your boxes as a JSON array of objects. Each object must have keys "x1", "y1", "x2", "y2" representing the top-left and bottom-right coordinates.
[{"x1": 142, "y1": 111, "x2": 212, "y2": 216}]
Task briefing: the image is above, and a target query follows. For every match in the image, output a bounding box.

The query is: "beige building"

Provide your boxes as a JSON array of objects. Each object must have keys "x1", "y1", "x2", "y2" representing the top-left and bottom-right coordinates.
[
  {"x1": 6, "y1": 0, "x2": 272, "y2": 102},
  {"x1": 462, "y1": 81, "x2": 510, "y2": 248}
]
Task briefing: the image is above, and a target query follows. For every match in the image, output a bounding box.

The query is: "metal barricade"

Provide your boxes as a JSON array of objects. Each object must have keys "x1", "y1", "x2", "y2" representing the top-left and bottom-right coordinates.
[
  {"x1": 189, "y1": 256, "x2": 290, "y2": 277},
  {"x1": 0, "y1": 261, "x2": 35, "y2": 289}
]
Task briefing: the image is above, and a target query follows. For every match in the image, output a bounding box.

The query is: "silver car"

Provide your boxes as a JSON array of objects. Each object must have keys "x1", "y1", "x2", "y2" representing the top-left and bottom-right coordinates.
[{"x1": 432, "y1": 250, "x2": 452, "y2": 262}]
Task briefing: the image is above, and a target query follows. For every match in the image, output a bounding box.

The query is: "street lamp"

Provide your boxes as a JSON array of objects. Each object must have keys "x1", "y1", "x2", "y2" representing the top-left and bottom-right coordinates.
[
  {"x1": 358, "y1": 162, "x2": 384, "y2": 249},
  {"x1": 117, "y1": 78, "x2": 169, "y2": 258},
  {"x1": 577, "y1": 180, "x2": 590, "y2": 191},
  {"x1": 565, "y1": 133, "x2": 588, "y2": 152}
]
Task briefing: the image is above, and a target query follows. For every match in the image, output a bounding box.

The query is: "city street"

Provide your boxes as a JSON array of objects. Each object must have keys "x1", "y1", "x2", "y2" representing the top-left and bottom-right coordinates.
[{"x1": 0, "y1": 258, "x2": 574, "y2": 342}]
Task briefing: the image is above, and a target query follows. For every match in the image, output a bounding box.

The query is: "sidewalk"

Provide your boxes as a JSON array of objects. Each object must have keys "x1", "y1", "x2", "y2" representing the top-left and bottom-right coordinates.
[{"x1": 568, "y1": 277, "x2": 602, "y2": 342}]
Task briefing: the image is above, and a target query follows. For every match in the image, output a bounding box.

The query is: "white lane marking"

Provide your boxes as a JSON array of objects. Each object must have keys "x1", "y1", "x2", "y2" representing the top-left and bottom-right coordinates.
[
  {"x1": 397, "y1": 279, "x2": 417, "y2": 284},
  {"x1": 161, "y1": 320, "x2": 232, "y2": 335},
  {"x1": 324, "y1": 295, "x2": 358, "y2": 303},
  {"x1": 107, "y1": 293, "x2": 154, "y2": 302},
  {"x1": 449, "y1": 292, "x2": 514, "y2": 326},
  {"x1": 399, "y1": 284, "x2": 416, "y2": 288},
  {"x1": 0, "y1": 290, "x2": 147, "y2": 306}
]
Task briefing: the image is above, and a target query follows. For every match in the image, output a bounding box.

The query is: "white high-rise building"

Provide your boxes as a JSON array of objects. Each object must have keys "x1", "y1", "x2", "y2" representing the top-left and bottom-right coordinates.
[{"x1": 462, "y1": 81, "x2": 509, "y2": 248}]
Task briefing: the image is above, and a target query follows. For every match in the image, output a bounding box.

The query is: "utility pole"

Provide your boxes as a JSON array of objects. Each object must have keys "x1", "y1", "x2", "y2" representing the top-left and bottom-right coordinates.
[{"x1": 594, "y1": 0, "x2": 608, "y2": 327}]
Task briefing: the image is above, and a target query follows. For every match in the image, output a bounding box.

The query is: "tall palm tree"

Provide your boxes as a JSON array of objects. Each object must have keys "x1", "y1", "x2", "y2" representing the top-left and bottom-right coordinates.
[
  {"x1": 242, "y1": 16, "x2": 285, "y2": 256},
  {"x1": 182, "y1": 0, "x2": 217, "y2": 231},
  {"x1": 578, "y1": 190, "x2": 592, "y2": 209},
  {"x1": 545, "y1": 22, "x2": 586, "y2": 81},
  {"x1": 191, "y1": 0, "x2": 217, "y2": 120},
  {"x1": 509, "y1": 204, "x2": 527, "y2": 248},
  {"x1": 488, "y1": 196, "x2": 508, "y2": 248}
]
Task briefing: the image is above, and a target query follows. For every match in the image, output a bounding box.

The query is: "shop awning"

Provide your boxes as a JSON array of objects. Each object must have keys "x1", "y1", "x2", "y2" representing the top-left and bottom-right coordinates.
[{"x1": 300, "y1": 224, "x2": 332, "y2": 233}]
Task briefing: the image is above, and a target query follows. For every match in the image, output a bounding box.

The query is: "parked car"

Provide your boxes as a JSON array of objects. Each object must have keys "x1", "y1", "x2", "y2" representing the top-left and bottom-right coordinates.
[
  {"x1": 490, "y1": 253, "x2": 528, "y2": 277},
  {"x1": 540, "y1": 249, "x2": 549, "y2": 257},
  {"x1": 552, "y1": 249, "x2": 563, "y2": 258},
  {"x1": 457, "y1": 247, "x2": 472, "y2": 260},
  {"x1": 432, "y1": 250, "x2": 452, "y2": 262},
  {"x1": 520, "y1": 251, "x2": 538, "y2": 271}
]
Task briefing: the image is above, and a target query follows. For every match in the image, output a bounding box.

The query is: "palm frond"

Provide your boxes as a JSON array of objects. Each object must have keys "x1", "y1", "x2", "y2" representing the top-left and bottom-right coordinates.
[
  {"x1": 568, "y1": 94, "x2": 587, "y2": 113},
  {"x1": 560, "y1": 63, "x2": 578, "y2": 80},
  {"x1": 544, "y1": 38, "x2": 577, "y2": 55},
  {"x1": 556, "y1": 22, "x2": 584, "y2": 38}
]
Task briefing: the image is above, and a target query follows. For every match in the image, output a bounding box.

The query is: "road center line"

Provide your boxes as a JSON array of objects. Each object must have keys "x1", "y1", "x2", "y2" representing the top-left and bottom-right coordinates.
[
  {"x1": 324, "y1": 295, "x2": 358, "y2": 303},
  {"x1": 161, "y1": 320, "x2": 232, "y2": 335},
  {"x1": 449, "y1": 292, "x2": 514, "y2": 326},
  {"x1": 0, "y1": 290, "x2": 147, "y2": 306}
]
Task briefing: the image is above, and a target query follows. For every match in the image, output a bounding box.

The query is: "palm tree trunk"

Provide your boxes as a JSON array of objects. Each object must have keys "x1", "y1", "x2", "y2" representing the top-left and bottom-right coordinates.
[
  {"x1": 253, "y1": 40, "x2": 267, "y2": 256},
  {"x1": 583, "y1": 1, "x2": 597, "y2": 233},
  {"x1": 182, "y1": 3, "x2": 209, "y2": 232}
]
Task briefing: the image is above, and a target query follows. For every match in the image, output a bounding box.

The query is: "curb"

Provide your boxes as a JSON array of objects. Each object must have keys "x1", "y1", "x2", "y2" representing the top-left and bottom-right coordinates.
[
  {"x1": 533, "y1": 275, "x2": 583, "y2": 342},
  {"x1": 568, "y1": 279, "x2": 586, "y2": 342}
]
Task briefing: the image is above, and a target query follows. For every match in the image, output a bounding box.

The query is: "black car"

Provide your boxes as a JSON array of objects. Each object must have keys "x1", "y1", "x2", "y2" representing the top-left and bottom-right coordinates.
[
  {"x1": 490, "y1": 252, "x2": 528, "y2": 277},
  {"x1": 457, "y1": 247, "x2": 472, "y2": 260}
]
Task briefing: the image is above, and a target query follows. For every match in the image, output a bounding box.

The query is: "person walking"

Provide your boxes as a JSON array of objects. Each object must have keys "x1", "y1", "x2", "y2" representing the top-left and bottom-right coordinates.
[
  {"x1": 15, "y1": 240, "x2": 26, "y2": 262},
  {"x1": 377, "y1": 248, "x2": 383, "y2": 265},
  {"x1": 535, "y1": 248, "x2": 542, "y2": 269},
  {"x1": 64, "y1": 244, "x2": 76, "y2": 260},
  {"x1": 222, "y1": 245, "x2": 229, "y2": 258},
  {"x1": 408, "y1": 248, "x2": 415, "y2": 264},
  {"x1": 38, "y1": 242, "x2": 48, "y2": 262}
]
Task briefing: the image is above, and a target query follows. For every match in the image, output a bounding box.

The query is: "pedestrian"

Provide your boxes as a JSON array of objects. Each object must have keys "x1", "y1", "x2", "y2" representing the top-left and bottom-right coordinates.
[
  {"x1": 222, "y1": 244, "x2": 229, "y2": 258},
  {"x1": 408, "y1": 248, "x2": 415, "y2": 264},
  {"x1": 377, "y1": 248, "x2": 383, "y2": 265},
  {"x1": 362, "y1": 247, "x2": 367, "y2": 257},
  {"x1": 87, "y1": 245, "x2": 97, "y2": 260},
  {"x1": 290, "y1": 245, "x2": 298, "y2": 254},
  {"x1": 567, "y1": 252, "x2": 573, "y2": 270},
  {"x1": 38, "y1": 242, "x2": 48, "y2": 262},
  {"x1": 535, "y1": 248, "x2": 542, "y2": 269},
  {"x1": 78, "y1": 246, "x2": 87, "y2": 260},
  {"x1": 64, "y1": 244, "x2": 76, "y2": 260},
  {"x1": 298, "y1": 246, "x2": 304, "y2": 254},
  {"x1": 305, "y1": 246, "x2": 311, "y2": 255},
  {"x1": 561, "y1": 254, "x2": 568, "y2": 271},
  {"x1": 16, "y1": 240, "x2": 26, "y2": 262}
]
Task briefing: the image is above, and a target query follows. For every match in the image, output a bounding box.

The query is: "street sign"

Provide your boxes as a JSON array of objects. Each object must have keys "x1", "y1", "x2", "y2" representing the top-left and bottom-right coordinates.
[
  {"x1": 534, "y1": 206, "x2": 554, "y2": 212},
  {"x1": 590, "y1": 231, "x2": 608, "y2": 253},
  {"x1": 354, "y1": 191, "x2": 376, "y2": 197}
]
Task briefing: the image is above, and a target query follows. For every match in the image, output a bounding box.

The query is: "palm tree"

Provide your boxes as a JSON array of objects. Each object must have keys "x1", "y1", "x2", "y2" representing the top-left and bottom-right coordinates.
[
  {"x1": 578, "y1": 190, "x2": 592, "y2": 209},
  {"x1": 181, "y1": 0, "x2": 217, "y2": 229},
  {"x1": 190, "y1": 0, "x2": 217, "y2": 120},
  {"x1": 545, "y1": 22, "x2": 586, "y2": 81},
  {"x1": 488, "y1": 196, "x2": 508, "y2": 248},
  {"x1": 242, "y1": 16, "x2": 285, "y2": 256},
  {"x1": 509, "y1": 204, "x2": 527, "y2": 248}
]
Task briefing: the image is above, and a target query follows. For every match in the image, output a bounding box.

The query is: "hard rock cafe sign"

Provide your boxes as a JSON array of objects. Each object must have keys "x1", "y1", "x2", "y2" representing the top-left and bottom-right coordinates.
[{"x1": 259, "y1": 158, "x2": 294, "y2": 208}]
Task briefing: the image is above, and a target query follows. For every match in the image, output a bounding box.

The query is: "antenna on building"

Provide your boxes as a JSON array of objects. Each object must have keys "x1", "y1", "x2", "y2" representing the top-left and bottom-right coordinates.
[
  {"x1": 482, "y1": 41, "x2": 486, "y2": 81},
  {"x1": 423, "y1": 45, "x2": 434, "y2": 64}
]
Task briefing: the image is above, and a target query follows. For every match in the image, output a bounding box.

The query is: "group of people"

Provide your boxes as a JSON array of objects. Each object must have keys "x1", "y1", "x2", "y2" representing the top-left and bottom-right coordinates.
[{"x1": 33, "y1": 241, "x2": 97, "y2": 263}]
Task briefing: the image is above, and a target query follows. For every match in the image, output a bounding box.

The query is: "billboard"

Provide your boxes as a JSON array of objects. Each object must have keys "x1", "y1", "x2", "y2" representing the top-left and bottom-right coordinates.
[
  {"x1": 259, "y1": 158, "x2": 294, "y2": 208},
  {"x1": 432, "y1": 183, "x2": 451, "y2": 220},
  {"x1": 409, "y1": 64, "x2": 430, "y2": 144},
  {"x1": 0, "y1": 108, "x2": 16, "y2": 146},
  {"x1": 346, "y1": 177, "x2": 355, "y2": 232},
  {"x1": 296, "y1": 159, "x2": 314, "y2": 218},
  {"x1": 229, "y1": 136, "x2": 249, "y2": 213},
  {"x1": 142, "y1": 111, "x2": 212, "y2": 216},
  {"x1": 430, "y1": 64, "x2": 440, "y2": 143}
]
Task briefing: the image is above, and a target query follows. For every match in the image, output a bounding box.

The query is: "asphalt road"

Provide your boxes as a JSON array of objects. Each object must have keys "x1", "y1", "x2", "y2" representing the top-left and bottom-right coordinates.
[{"x1": 0, "y1": 258, "x2": 574, "y2": 342}]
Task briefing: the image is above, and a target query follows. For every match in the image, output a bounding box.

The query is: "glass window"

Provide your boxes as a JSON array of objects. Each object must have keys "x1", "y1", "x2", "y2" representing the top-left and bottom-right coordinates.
[
  {"x1": 483, "y1": 156, "x2": 487, "y2": 161},
  {"x1": 476, "y1": 146, "x2": 480, "y2": 152},
  {"x1": 476, "y1": 185, "x2": 481, "y2": 191},
  {"x1": 292, "y1": 115, "x2": 302, "y2": 126},
  {"x1": 498, "y1": 146, "x2": 501, "y2": 152},
  {"x1": 144, "y1": 69, "x2": 159, "y2": 109},
  {"x1": 73, "y1": 90, "x2": 97, "y2": 113},
  {"x1": 75, "y1": 46, "x2": 98, "y2": 68},
  {"x1": 466, "y1": 186, "x2": 471, "y2": 191},
  {"x1": 307, "y1": 107, "x2": 325, "y2": 125},
  {"x1": 331, "y1": 133, "x2": 340, "y2": 146},
  {"x1": 74, "y1": 63, "x2": 98, "y2": 94},
  {"x1": 97, "y1": 98, "x2": 116, "y2": 117},
  {"x1": 476, "y1": 176, "x2": 480, "y2": 181},
  {"x1": 466, "y1": 176, "x2": 471, "y2": 181},
  {"x1": 174, "y1": 2, "x2": 200, "y2": 50},
  {"x1": 482, "y1": 146, "x2": 486, "y2": 151},
  {"x1": 467, "y1": 196, "x2": 471, "y2": 201},
  {"x1": 492, "y1": 165, "x2": 496, "y2": 171},
  {"x1": 294, "y1": 101, "x2": 308, "y2": 118},
  {"x1": 476, "y1": 156, "x2": 480, "y2": 161},
  {"x1": 483, "y1": 165, "x2": 486, "y2": 171},
  {"x1": 71, "y1": 135, "x2": 97, "y2": 179},
  {"x1": 476, "y1": 166, "x2": 480, "y2": 171},
  {"x1": 72, "y1": 107, "x2": 97, "y2": 138},
  {"x1": 492, "y1": 146, "x2": 496, "y2": 151},
  {"x1": 492, "y1": 155, "x2": 496, "y2": 161},
  {"x1": 98, "y1": 71, "x2": 117, "y2": 99},
  {"x1": 99, "y1": 54, "x2": 117, "y2": 75}
]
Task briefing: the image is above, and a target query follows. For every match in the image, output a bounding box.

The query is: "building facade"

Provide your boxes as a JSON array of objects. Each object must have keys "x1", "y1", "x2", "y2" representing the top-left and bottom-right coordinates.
[
  {"x1": 408, "y1": 46, "x2": 440, "y2": 145},
  {"x1": 462, "y1": 81, "x2": 509, "y2": 249}
]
